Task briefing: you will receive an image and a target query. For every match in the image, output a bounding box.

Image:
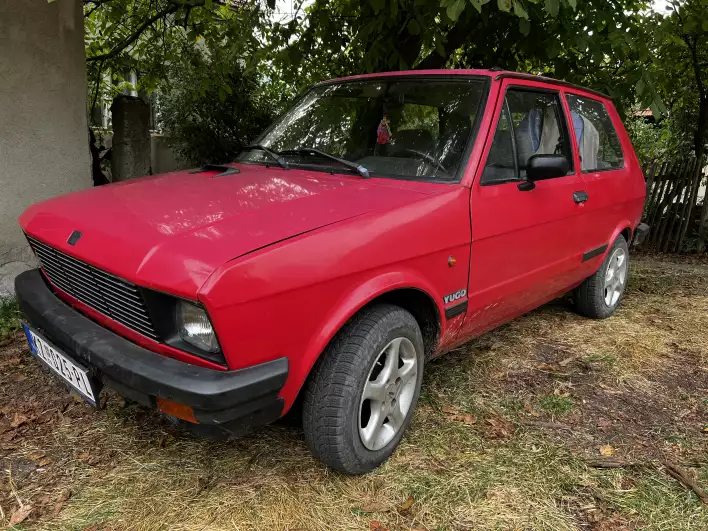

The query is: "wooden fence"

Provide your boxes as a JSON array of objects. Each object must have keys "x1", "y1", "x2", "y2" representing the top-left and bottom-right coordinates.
[{"x1": 641, "y1": 157, "x2": 707, "y2": 252}]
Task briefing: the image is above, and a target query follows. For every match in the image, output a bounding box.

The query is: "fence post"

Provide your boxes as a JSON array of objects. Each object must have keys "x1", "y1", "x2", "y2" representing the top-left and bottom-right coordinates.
[
  {"x1": 646, "y1": 160, "x2": 669, "y2": 223},
  {"x1": 643, "y1": 160, "x2": 658, "y2": 217},
  {"x1": 662, "y1": 159, "x2": 694, "y2": 253},
  {"x1": 675, "y1": 156, "x2": 703, "y2": 252},
  {"x1": 646, "y1": 161, "x2": 670, "y2": 242},
  {"x1": 651, "y1": 161, "x2": 681, "y2": 250}
]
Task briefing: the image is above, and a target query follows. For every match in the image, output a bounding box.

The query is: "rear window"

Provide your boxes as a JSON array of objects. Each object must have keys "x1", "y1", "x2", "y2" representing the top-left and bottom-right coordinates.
[{"x1": 566, "y1": 95, "x2": 624, "y2": 172}]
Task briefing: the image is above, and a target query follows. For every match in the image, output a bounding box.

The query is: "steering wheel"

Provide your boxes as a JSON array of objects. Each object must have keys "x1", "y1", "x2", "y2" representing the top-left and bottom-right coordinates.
[{"x1": 391, "y1": 148, "x2": 449, "y2": 174}]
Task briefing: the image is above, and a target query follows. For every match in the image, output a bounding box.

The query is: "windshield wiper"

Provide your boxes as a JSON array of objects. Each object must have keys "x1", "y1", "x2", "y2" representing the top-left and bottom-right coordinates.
[
  {"x1": 281, "y1": 147, "x2": 370, "y2": 178},
  {"x1": 243, "y1": 144, "x2": 289, "y2": 170}
]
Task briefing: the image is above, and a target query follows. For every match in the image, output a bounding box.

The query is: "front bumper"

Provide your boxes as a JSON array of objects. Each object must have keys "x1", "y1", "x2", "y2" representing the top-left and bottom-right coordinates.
[{"x1": 15, "y1": 269, "x2": 288, "y2": 438}]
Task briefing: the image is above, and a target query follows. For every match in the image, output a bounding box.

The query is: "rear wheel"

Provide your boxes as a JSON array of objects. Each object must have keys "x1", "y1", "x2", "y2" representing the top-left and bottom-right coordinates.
[
  {"x1": 302, "y1": 304, "x2": 424, "y2": 474},
  {"x1": 575, "y1": 235, "x2": 629, "y2": 319}
]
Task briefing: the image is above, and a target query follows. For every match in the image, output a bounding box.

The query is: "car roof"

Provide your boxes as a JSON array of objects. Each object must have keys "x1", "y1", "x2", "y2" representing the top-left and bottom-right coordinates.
[{"x1": 321, "y1": 69, "x2": 610, "y2": 100}]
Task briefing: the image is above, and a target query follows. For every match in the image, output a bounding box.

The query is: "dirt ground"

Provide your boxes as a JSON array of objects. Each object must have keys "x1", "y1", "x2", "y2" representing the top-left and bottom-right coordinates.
[{"x1": 0, "y1": 254, "x2": 706, "y2": 530}]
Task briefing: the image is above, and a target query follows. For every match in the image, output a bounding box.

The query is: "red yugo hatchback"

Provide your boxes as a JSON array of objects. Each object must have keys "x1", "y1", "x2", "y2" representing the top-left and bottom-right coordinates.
[{"x1": 16, "y1": 70, "x2": 648, "y2": 474}]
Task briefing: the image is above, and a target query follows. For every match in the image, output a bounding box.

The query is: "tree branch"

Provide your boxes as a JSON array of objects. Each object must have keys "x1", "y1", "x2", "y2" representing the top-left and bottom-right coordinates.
[
  {"x1": 415, "y1": 20, "x2": 470, "y2": 70},
  {"x1": 90, "y1": 60, "x2": 105, "y2": 124},
  {"x1": 86, "y1": 0, "x2": 208, "y2": 63},
  {"x1": 84, "y1": 0, "x2": 115, "y2": 18}
]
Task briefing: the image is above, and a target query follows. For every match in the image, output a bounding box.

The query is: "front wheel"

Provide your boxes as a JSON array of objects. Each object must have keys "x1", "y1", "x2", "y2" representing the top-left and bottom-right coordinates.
[
  {"x1": 301, "y1": 304, "x2": 424, "y2": 474},
  {"x1": 574, "y1": 234, "x2": 629, "y2": 319}
]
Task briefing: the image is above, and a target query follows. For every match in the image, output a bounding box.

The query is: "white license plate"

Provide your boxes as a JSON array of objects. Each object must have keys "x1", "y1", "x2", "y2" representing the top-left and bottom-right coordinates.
[{"x1": 23, "y1": 325, "x2": 97, "y2": 405}]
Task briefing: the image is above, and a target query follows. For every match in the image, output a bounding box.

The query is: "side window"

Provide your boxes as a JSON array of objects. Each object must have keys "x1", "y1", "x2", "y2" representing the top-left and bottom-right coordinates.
[
  {"x1": 482, "y1": 89, "x2": 572, "y2": 185},
  {"x1": 566, "y1": 95, "x2": 624, "y2": 172}
]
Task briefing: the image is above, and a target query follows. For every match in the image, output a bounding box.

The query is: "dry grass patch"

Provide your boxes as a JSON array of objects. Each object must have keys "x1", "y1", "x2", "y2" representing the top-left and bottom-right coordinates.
[{"x1": 1, "y1": 255, "x2": 707, "y2": 530}]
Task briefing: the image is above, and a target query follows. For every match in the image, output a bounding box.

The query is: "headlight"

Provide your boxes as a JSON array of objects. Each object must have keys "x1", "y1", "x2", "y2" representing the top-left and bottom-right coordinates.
[{"x1": 175, "y1": 300, "x2": 219, "y2": 353}]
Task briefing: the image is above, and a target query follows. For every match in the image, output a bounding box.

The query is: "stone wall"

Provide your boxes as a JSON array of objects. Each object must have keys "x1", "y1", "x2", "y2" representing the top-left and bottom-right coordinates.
[{"x1": 0, "y1": 0, "x2": 90, "y2": 295}]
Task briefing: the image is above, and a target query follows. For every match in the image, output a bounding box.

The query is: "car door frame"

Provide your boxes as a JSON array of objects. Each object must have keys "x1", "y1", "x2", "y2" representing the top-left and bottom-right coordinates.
[
  {"x1": 561, "y1": 89, "x2": 645, "y2": 261},
  {"x1": 455, "y1": 77, "x2": 590, "y2": 342}
]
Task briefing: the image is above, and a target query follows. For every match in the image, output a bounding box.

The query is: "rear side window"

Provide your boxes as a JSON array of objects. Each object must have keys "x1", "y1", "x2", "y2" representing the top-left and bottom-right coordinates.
[
  {"x1": 566, "y1": 95, "x2": 624, "y2": 172},
  {"x1": 481, "y1": 89, "x2": 573, "y2": 185}
]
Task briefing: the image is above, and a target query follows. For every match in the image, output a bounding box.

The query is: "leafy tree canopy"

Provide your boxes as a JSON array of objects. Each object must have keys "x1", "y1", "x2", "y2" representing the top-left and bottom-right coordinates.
[
  {"x1": 646, "y1": 0, "x2": 708, "y2": 156},
  {"x1": 83, "y1": 0, "x2": 271, "y2": 112},
  {"x1": 157, "y1": 40, "x2": 275, "y2": 165},
  {"x1": 268, "y1": 0, "x2": 663, "y2": 116}
]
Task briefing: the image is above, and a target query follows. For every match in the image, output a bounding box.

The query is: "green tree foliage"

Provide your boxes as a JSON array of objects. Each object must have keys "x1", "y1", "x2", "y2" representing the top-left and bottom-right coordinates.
[
  {"x1": 157, "y1": 43, "x2": 275, "y2": 165},
  {"x1": 645, "y1": 1, "x2": 707, "y2": 153},
  {"x1": 626, "y1": 113, "x2": 691, "y2": 162},
  {"x1": 269, "y1": 0, "x2": 663, "y2": 115},
  {"x1": 83, "y1": 0, "x2": 282, "y2": 171},
  {"x1": 644, "y1": 0, "x2": 708, "y2": 251},
  {"x1": 80, "y1": 0, "x2": 708, "y2": 250},
  {"x1": 84, "y1": 0, "x2": 270, "y2": 115}
]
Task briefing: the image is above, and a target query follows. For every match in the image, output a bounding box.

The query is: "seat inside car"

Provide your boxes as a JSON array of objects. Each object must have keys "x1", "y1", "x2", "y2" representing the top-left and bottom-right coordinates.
[{"x1": 391, "y1": 129, "x2": 435, "y2": 157}]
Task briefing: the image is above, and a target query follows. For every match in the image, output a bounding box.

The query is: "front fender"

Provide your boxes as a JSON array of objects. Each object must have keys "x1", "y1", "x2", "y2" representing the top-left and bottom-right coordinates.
[
  {"x1": 199, "y1": 186, "x2": 472, "y2": 412},
  {"x1": 278, "y1": 270, "x2": 446, "y2": 412}
]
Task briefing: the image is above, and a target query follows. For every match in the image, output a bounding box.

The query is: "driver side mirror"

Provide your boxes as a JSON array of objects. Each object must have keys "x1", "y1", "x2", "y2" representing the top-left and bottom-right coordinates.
[
  {"x1": 518, "y1": 154, "x2": 570, "y2": 192},
  {"x1": 526, "y1": 154, "x2": 570, "y2": 181}
]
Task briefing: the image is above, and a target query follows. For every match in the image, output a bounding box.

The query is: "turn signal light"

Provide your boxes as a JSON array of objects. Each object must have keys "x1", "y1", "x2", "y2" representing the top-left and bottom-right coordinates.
[{"x1": 156, "y1": 397, "x2": 198, "y2": 424}]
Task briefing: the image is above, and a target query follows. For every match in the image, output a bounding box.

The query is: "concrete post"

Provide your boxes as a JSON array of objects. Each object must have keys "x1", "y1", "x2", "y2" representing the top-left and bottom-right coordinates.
[
  {"x1": 110, "y1": 95, "x2": 151, "y2": 181},
  {"x1": 0, "y1": 0, "x2": 90, "y2": 296}
]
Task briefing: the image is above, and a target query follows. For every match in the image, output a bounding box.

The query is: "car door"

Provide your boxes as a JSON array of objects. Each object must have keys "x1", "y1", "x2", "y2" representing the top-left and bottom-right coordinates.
[
  {"x1": 564, "y1": 92, "x2": 644, "y2": 255},
  {"x1": 458, "y1": 80, "x2": 589, "y2": 339}
]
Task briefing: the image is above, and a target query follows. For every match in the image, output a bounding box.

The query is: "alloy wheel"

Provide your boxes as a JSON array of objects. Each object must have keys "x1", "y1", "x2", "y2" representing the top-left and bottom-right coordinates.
[
  {"x1": 358, "y1": 337, "x2": 418, "y2": 451},
  {"x1": 603, "y1": 247, "x2": 627, "y2": 308}
]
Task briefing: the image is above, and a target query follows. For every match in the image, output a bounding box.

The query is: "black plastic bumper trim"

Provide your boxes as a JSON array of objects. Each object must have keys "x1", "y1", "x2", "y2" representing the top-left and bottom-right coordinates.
[
  {"x1": 445, "y1": 301, "x2": 468, "y2": 319},
  {"x1": 581, "y1": 244, "x2": 608, "y2": 263},
  {"x1": 15, "y1": 269, "x2": 287, "y2": 431},
  {"x1": 633, "y1": 223, "x2": 650, "y2": 246}
]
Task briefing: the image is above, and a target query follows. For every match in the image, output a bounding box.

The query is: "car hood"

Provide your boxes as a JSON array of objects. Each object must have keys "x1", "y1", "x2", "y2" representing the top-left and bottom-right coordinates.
[{"x1": 20, "y1": 164, "x2": 432, "y2": 297}]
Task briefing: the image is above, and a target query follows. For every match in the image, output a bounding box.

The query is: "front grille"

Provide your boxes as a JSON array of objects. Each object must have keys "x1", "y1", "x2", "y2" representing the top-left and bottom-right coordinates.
[{"x1": 27, "y1": 236, "x2": 159, "y2": 340}]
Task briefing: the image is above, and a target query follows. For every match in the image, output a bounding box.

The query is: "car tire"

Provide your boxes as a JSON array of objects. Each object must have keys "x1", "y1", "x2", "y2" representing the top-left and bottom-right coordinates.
[
  {"x1": 574, "y1": 234, "x2": 629, "y2": 319},
  {"x1": 301, "y1": 303, "x2": 424, "y2": 475}
]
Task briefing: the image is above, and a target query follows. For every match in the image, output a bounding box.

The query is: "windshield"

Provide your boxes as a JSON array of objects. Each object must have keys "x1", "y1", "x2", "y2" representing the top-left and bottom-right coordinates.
[{"x1": 239, "y1": 77, "x2": 488, "y2": 181}]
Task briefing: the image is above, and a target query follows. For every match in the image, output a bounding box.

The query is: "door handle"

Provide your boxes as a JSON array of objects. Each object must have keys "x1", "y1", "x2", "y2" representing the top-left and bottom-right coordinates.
[{"x1": 573, "y1": 191, "x2": 589, "y2": 204}]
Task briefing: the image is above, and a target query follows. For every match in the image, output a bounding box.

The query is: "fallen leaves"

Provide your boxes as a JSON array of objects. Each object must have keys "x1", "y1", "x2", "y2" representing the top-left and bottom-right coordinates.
[
  {"x1": 596, "y1": 418, "x2": 612, "y2": 428},
  {"x1": 396, "y1": 495, "x2": 414, "y2": 515},
  {"x1": 76, "y1": 451, "x2": 100, "y2": 466},
  {"x1": 524, "y1": 400, "x2": 541, "y2": 417},
  {"x1": 599, "y1": 444, "x2": 614, "y2": 457},
  {"x1": 485, "y1": 417, "x2": 514, "y2": 439},
  {"x1": 53, "y1": 489, "x2": 71, "y2": 516},
  {"x1": 8, "y1": 504, "x2": 32, "y2": 526},
  {"x1": 558, "y1": 355, "x2": 577, "y2": 367},
  {"x1": 360, "y1": 502, "x2": 389, "y2": 513},
  {"x1": 441, "y1": 407, "x2": 477, "y2": 426},
  {"x1": 360, "y1": 495, "x2": 416, "y2": 519},
  {"x1": 536, "y1": 362, "x2": 557, "y2": 372},
  {"x1": 9, "y1": 413, "x2": 29, "y2": 429},
  {"x1": 0, "y1": 357, "x2": 21, "y2": 369},
  {"x1": 27, "y1": 452, "x2": 53, "y2": 468}
]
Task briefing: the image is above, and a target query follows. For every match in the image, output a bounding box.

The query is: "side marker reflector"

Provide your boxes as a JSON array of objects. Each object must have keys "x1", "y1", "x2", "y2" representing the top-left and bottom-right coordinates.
[{"x1": 157, "y1": 397, "x2": 198, "y2": 424}]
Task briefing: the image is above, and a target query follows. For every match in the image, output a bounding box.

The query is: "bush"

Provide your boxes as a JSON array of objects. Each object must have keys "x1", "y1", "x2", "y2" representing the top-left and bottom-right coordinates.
[
  {"x1": 0, "y1": 297, "x2": 22, "y2": 340},
  {"x1": 625, "y1": 111, "x2": 693, "y2": 163},
  {"x1": 157, "y1": 45, "x2": 276, "y2": 166}
]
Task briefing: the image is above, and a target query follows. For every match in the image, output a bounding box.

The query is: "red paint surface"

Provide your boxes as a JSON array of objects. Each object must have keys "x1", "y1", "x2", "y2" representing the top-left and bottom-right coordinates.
[{"x1": 19, "y1": 70, "x2": 646, "y2": 414}]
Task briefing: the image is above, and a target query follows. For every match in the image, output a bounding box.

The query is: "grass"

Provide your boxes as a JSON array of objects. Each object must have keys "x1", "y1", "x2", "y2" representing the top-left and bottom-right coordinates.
[
  {"x1": 0, "y1": 296, "x2": 22, "y2": 340},
  {"x1": 0, "y1": 255, "x2": 706, "y2": 530},
  {"x1": 538, "y1": 394, "x2": 574, "y2": 416}
]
